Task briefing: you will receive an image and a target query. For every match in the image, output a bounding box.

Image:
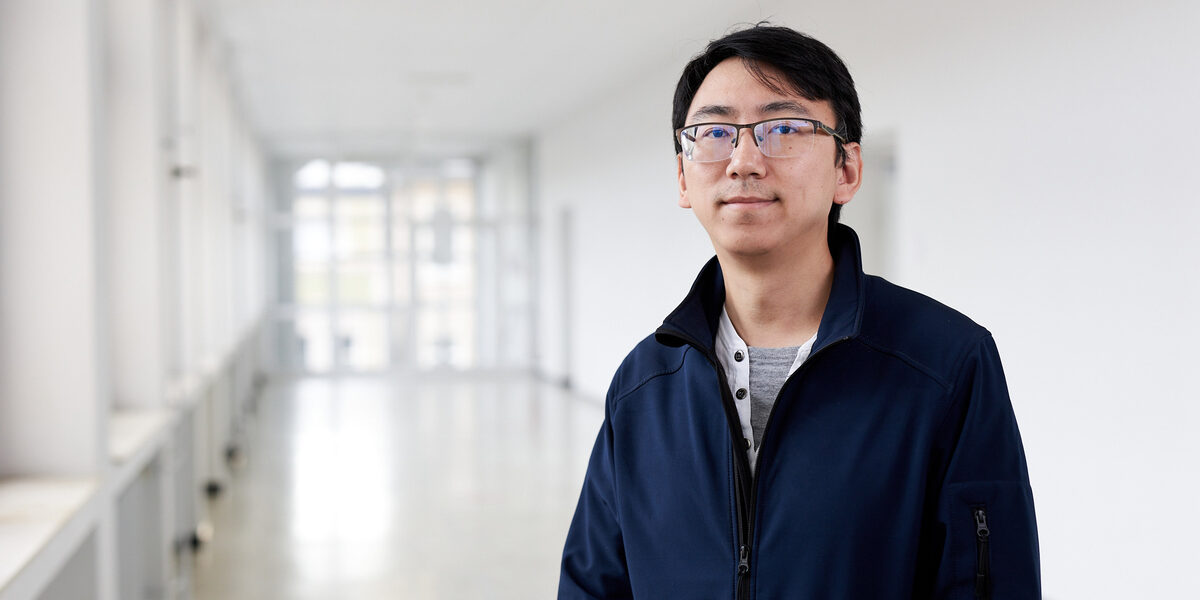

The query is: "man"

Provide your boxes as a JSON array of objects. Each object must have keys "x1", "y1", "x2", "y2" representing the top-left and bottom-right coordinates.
[{"x1": 558, "y1": 24, "x2": 1039, "y2": 599}]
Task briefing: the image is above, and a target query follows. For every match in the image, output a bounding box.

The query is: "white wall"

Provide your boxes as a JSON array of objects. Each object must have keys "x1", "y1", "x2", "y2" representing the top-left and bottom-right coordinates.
[
  {"x1": 535, "y1": 60, "x2": 712, "y2": 395},
  {"x1": 533, "y1": 1, "x2": 1200, "y2": 597}
]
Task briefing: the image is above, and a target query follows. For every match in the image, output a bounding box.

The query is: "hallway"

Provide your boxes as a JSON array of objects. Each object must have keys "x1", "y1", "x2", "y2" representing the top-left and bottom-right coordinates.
[
  {"x1": 3, "y1": 2, "x2": 1199, "y2": 598},
  {"x1": 192, "y1": 375, "x2": 601, "y2": 599}
]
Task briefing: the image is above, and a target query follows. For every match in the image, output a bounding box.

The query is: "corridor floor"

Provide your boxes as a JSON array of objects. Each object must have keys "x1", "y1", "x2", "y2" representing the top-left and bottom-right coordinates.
[{"x1": 192, "y1": 373, "x2": 603, "y2": 599}]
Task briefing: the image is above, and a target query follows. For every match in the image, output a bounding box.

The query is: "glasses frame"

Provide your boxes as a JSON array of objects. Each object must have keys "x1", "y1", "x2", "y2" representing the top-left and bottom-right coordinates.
[{"x1": 676, "y1": 117, "x2": 847, "y2": 163}]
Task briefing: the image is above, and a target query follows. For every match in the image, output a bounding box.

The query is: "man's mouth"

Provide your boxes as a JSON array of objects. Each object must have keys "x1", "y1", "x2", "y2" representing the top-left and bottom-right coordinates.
[{"x1": 721, "y1": 195, "x2": 776, "y2": 205}]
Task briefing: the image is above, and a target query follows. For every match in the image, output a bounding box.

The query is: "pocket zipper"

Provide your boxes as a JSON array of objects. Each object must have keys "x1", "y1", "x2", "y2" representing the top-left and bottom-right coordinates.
[{"x1": 973, "y1": 507, "x2": 991, "y2": 599}]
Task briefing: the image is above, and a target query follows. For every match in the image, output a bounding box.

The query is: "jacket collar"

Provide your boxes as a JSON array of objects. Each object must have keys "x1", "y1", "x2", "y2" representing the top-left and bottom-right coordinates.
[{"x1": 654, "y1": 223, "x2": 866, "y2": 355}]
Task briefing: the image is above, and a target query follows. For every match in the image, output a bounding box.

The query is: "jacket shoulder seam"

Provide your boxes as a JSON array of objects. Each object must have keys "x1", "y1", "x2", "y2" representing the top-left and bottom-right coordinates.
[
  {"x1": 610, "y1": 346, "x2": 692, "y2": 417},
  {"x1": 931, "y1": 332, "x2": 996, "y2": 444},
  {"x1": 942, "y1": 331, "x2": 994, "y2": 407},
  {"x1": 853, "y1": 332, "x2": 990, "y2": 394}
]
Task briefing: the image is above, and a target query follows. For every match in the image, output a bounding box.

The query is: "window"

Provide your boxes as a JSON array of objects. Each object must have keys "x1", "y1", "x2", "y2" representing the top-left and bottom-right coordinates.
[{"x1": 273, "y1": 159, "x2": 496, "y2": 373}]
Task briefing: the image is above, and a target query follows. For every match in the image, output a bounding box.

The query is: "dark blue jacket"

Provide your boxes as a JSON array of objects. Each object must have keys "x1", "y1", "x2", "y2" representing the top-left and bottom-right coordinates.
[{"x1": 559, "y1": 224, "x2": 1039, "y2": 599}]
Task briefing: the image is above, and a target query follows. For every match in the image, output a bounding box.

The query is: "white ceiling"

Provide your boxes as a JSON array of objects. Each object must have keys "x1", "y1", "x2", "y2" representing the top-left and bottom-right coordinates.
[{"x1": 202, "y1": 0, "x2": 765, "y2": 160}]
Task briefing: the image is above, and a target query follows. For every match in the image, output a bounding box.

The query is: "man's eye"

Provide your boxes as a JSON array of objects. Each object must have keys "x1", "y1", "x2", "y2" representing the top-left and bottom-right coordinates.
[
  {"x1": 769, "y1": 123, "x2": 799, "y2": 135},
  {"x1": 701, "y1": 127, "x2": 730, "y2": 139}
]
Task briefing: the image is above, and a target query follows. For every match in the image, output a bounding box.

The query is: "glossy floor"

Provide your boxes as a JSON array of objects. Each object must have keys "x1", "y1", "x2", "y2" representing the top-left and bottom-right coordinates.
[{"x1": 192, "y1": 374, "x2": 603, "y2": 599}]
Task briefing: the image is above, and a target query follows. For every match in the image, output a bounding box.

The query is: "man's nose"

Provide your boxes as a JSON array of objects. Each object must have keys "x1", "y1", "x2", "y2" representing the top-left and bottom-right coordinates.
[{"x1": 727, "y1": 127, "x2": 766, "y2": 179}]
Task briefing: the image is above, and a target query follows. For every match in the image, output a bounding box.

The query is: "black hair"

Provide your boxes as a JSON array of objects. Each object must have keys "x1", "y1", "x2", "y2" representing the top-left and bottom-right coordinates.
[{"x1": 672, "y1": 24, "x2": 862, "y2": 225}]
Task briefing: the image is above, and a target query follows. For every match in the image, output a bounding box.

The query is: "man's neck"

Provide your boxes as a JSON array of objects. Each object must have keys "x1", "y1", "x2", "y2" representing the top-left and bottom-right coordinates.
[{"x1": 719, "y1": 237, "x2": 835, "y2": 348}]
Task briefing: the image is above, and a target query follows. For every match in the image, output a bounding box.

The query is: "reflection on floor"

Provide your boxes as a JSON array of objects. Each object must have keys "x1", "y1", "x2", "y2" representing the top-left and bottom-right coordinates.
[{"x1": 192, "y1": 373, "x2": 603, "y2": 600}]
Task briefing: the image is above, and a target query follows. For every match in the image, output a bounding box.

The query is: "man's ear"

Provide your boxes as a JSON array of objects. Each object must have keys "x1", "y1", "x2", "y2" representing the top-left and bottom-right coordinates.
[
  {"x1": 677, "y1": 153, "x2": 691, "y2": 208},
  {"x1": 833, "y1": 143, "x2": 863, "y2": 206}
]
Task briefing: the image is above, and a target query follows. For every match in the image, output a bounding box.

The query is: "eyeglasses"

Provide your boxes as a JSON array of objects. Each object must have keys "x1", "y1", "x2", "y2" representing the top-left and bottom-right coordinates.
[{"x1": 676, "y1": 117, "x2": 846, "y2": 163}]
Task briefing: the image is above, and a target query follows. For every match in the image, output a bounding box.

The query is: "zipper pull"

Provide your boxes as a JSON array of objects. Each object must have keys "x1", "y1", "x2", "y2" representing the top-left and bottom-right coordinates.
[
  {"x1": 974, "y1": 508, "x2": 990, "y2": 539},
  {"x1": 973, "y1": 508, "x2": 991, "y2": 599},
  {"x1": 738, "y1": 545, "x2": 750, "y2": 575}
]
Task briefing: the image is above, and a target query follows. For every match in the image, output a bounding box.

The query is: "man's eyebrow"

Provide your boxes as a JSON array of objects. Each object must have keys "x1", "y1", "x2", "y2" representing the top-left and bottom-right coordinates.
[
  {"x1": 689, "y1": 104, "x2": 733, "y2": 121},
  {"x1": 689, "y1": 101, "x2": 812, "y2": 123},
  {"x1": 761, "y1": 100, "x2": 811, "y2": 116}
]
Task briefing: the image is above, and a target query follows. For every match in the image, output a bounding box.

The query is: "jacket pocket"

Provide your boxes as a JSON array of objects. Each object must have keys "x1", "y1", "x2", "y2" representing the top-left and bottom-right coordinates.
[
  {"x1": 972, "y1": 506, "x2": 991, "y2": 599},
  {"x1": 938, "y1": 481, "x2": 1040, "y2": 599}
]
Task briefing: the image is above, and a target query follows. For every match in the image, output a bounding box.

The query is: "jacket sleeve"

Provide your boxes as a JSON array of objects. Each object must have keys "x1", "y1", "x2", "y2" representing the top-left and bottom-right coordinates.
[
  {"x1": 931, "y1": 334, "x2": 1041, "y2": 599},
  {"x1": 558, "y1": 397, "x2": 634, "y2": 599}
]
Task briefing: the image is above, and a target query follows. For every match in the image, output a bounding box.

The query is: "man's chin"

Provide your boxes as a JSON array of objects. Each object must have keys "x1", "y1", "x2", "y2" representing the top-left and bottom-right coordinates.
[
  {"x1": 716, "y1": 238, "x2": 777, "y2": 259},
  {"x1": 712, "y1": 227, "x2": 827, "y2": 261}
]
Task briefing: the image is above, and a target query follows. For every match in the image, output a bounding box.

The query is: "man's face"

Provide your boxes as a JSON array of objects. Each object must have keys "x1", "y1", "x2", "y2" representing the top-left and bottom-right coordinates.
[{"x1": 677, "y1": 58, "x2": 862, "y2": 260}]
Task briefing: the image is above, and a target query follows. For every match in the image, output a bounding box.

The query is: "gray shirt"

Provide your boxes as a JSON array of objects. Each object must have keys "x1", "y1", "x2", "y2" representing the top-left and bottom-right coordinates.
[
  {"x1": 748, "y1": 346, "x2": 801, "y2": 450},
  {"x1": 714, "y1": 307, "x2": 817, "y2": 475}
]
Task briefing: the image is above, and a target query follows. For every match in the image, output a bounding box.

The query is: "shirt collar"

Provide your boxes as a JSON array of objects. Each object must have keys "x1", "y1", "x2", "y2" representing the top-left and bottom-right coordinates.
[
  {"x1": 714, "y1": 306, "x2": 746, "y2": 361},
  {"x1": 716, "y1": 307, "x2": 818, "y2": 378}
]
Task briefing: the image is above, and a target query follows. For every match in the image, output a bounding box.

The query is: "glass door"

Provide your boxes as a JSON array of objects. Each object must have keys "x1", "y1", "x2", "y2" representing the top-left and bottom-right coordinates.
[
  {"x1": 402, "y1": 173, "x2": 478, "y2": 370},
  {"x1": 273, "y1": 159, "x2": 488, "y2": 374},
  {"x1": 275, "y1": 160, "x2": 398, "y2": 374}
]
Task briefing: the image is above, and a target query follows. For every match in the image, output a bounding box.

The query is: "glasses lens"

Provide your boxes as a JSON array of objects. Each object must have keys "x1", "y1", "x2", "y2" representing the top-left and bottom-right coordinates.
[
  {"x1": 681, "y1": 124, "x2": 737, "y2": 162},
  {"x1": 755, "y1": 119, "x2": 816, "y2": 158}
]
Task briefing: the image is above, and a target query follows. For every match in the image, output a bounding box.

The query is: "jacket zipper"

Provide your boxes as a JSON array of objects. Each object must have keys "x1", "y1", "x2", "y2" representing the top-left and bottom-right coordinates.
[
  {"x1": 655, "y1": 327, "x2": 755, "y2": 599},
  {"x1": 657, "y1": 325, "x2": 850, "y2": 600},
  {"x1": 739, "y1": 336, "x2": 849, "y2": 600},
  {"x1": 973, "y1": 507, "x2": 991, "y2": 599}
]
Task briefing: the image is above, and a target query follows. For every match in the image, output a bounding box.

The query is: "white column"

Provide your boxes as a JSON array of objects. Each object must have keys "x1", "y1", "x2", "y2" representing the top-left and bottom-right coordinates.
[
  {"x1": 104, "y1": 0, "x2": 170, "y2": 410},
  {"x1": 174, "y1": 0, "x2": 202, "y2": 376},
  {"x1": 0, "y1": 0, "x2": 109, "y2": 477}
]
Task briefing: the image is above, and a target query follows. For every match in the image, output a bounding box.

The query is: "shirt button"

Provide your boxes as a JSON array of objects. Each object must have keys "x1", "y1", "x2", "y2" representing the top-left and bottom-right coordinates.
[
  {"x1": 735, "y1": 388, "x2": 747, "y2": 400},
  {"x1": 745, "y1": 438, "x2": 752, "y2": 449},
  {"x1": 734, "y1": 350, "x2": 744, "y2": 362}
]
